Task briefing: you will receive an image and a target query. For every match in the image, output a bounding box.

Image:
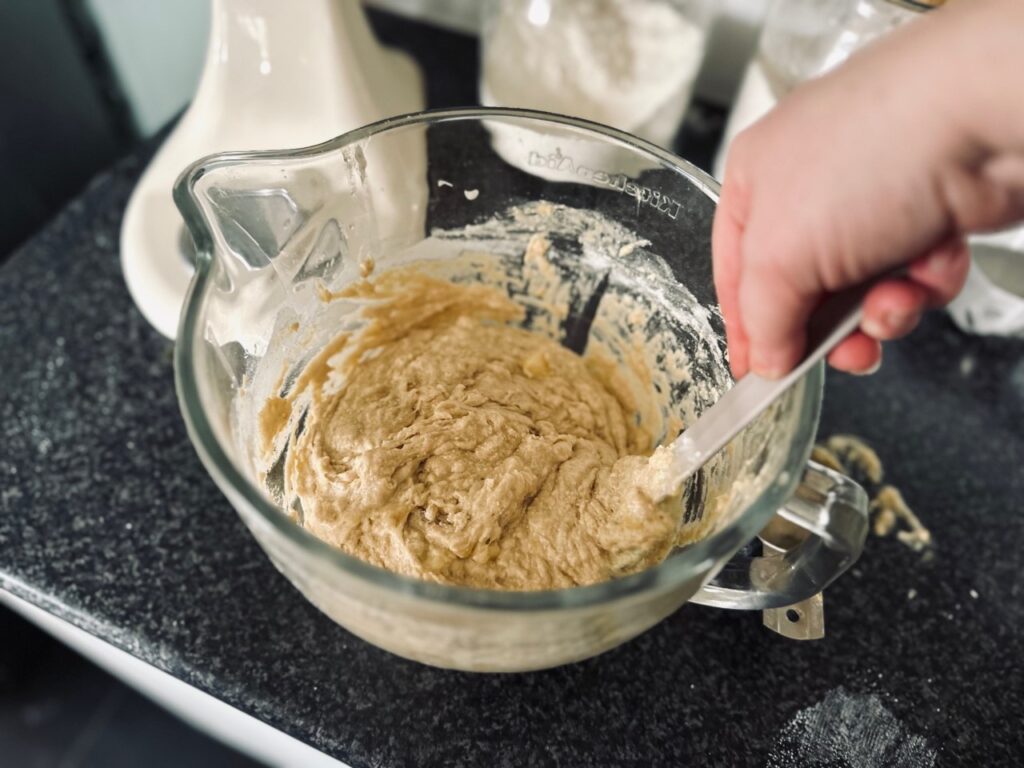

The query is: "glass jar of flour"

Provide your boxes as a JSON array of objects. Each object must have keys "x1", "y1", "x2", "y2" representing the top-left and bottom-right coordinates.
[
  {"x1": 713, "y1": 0, "x2": 945, "y2": 178},
  {"x1": 480, "y1": 0, "x2": 711, "y2": 151}
]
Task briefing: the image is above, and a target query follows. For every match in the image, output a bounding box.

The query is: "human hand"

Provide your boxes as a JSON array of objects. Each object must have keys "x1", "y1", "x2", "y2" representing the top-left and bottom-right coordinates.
[{"x1": 713, "y1": 0, "x2": 1024, "y2": 378}]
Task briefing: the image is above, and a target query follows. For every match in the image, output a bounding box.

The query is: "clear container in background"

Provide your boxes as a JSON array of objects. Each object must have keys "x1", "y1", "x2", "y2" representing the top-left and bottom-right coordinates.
[
  {"x1": 713, "y1": 0, "x2": 944, "y2": 179},
  {"x1": 948, "y1": 231, "x2": 1024, "y2": 339},
  {"x1": 479, "y1": 0, "x2": 712, "y2": 150}
]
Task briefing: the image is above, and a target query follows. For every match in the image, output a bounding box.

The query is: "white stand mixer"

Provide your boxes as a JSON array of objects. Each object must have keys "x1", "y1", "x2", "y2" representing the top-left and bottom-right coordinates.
[{"x1": 120, "y1": 0, "x2": 423, "y2": 339}]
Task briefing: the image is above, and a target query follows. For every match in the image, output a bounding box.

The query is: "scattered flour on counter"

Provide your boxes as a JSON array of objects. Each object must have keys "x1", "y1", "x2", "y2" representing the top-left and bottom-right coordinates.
[{"x1": 766, "y1": 687, "x2": 937, "y2": 768}]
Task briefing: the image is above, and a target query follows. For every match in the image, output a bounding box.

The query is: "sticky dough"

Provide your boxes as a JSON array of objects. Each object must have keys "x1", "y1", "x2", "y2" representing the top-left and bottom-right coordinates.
[{"x1": 268, "y1": 270, "x2": 681, "y2": 590}]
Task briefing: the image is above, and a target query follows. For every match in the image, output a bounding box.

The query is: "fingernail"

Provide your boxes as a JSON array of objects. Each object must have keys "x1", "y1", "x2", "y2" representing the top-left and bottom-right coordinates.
[
  {"x1": 861, "y1": 316, "x2": 887, "y2": 338},
  {"x1": 853, "y1": 358, "x2": 883, "y2": 376},
  {"x1": 891, "y1": 309, "x2": 922, "y2": 334},
  {"x1": 862, "y1": 310, "x2": 920, "y2": 338},
  {"x1": 925, "y1": 249, "x2": 955, "y2": 274},
  {"x1": 750, "y1": 349, "x2": 789, "y2": 379}
]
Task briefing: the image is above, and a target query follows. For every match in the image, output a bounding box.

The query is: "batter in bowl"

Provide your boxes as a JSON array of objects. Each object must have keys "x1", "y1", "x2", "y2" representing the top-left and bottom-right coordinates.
[{"x1": 262, "y1": 268, "x2": 683, "y2": 590}]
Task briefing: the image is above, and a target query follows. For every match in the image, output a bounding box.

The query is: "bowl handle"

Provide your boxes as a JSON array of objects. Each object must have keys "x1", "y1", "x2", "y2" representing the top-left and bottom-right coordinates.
[{"x1": 690, "y1": 461, "x2": 869, "y2": 610}]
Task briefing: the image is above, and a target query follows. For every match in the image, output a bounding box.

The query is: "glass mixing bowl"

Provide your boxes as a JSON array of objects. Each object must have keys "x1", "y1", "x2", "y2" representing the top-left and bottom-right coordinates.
[{"x1": 174, "y1": 108, "x2": 867, "y2": 671}]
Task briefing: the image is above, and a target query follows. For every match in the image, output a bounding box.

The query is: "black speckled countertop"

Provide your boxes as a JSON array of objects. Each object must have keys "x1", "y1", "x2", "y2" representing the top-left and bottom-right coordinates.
[{"x1": 2, "y1": 12, "x2": 1024, "y2": 768}]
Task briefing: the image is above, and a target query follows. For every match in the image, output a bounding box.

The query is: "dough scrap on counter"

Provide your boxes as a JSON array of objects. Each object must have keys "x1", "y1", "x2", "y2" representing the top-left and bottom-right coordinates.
[{"x1": 813, "y1": 433, "x2": 934, "y2": 556}]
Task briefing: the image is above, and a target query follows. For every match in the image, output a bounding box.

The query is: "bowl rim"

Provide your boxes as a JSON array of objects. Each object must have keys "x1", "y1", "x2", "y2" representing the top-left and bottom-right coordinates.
[{"x1": 172, "y1": 106, "x2": 821, "y2": 611}]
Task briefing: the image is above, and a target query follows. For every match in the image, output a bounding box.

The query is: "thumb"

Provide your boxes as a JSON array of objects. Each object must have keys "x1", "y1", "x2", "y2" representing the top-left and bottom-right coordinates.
[{"x1": 738, "y1": 258, "x2": 816, "y2": 379}]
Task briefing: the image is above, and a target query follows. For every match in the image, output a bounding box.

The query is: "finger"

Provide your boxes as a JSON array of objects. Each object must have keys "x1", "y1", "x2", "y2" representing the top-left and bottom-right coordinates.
[
  {"x1": 860, "y1": 278, "x2": 929, "y2": 341},
  {"x1": 712, "y1": 181, "x2": 751, "y2": 378},
  {"x1": 907, "y1": 238, "x2": 971, "y2": 306},
  {"x1": 738, "y1": 256, "x2": 815, "y2": 379},
  {"x1": 827, "y1": 332, "x2": 882, "y2": 375}
]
